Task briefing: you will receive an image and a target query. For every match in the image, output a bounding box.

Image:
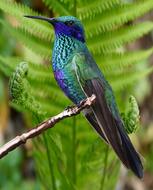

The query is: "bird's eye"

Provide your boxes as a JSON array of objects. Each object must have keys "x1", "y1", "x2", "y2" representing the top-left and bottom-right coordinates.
[{"x1": 65, "y1": 20, "x2": 74, "y2": 26}]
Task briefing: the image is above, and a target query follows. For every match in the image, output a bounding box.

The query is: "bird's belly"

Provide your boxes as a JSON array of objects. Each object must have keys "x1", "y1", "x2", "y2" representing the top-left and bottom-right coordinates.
[{"x1": 54, "y1": 69, "x2": 86, "y2": 104}]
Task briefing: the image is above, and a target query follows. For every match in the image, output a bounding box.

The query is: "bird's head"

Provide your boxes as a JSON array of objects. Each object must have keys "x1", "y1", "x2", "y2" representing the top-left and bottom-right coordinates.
[{"x1": 24, "y1": 15, "x2": 85, "y2": 43}]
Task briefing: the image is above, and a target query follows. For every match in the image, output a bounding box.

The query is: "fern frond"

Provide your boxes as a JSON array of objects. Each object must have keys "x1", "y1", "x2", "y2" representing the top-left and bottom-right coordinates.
[
  {"x1": 112, "y1": 66, "x2": 153, "y2": 91},
  {"x1": 9, "y1": 62, "x2": 69, "y2": 125},
  {"x1": 103, "y1": 65, "x2": 143, "y2": 80},
  {"x1": 0, "y1": 55, "x2": 70, "y2": 113},
  {"x1": 34, "y1": 131, "x2": 76, "y2": 190},
  {"x1": 84, "y1": 0, "x2": 153, "y2": 36},
  {"x1": 80, "y1": 139, "x2": 119, "y2": 189},
  {"x1": 9, "y1": 62, "x2": 28, "y2": 101},
  {"x1": 1, "y1": 18, "x2": 51, "y2": 59},
  {"x1": 0, "y1": 56, "x2": 62, "y2": 100},
  {"x1": 9, "y1": 62, "x2": 70, "y2": 126},
  {"x1": 20, "y1": 33, "x2": 51, "y2": 59},
  {"x1": 0, "y1": 0, "x2": 53, "y2": 41},
  {"x1": 122, "y1": 96, "x2": 140, "y2": 134},
  {"x1": 42, "y1": 0, "x2": 72, "y2": 15},
  {"x1": 107, "y1": 61, "x2": 146, "y2": 79},
  {"x1": 9, "y1": 62, "x2": 46, "y2": 119},
  {"x1": 0, "y1": 55, "x2": 62, "y2": 96},
  {"x1": 96, "y1": 48, "x2": 153, "y2": 70},
  {"x1": 88, "y1": 22, "x2": 153, "y2": 54},
  {"x1": 77, "y1": 0, "x2": 121, "y2": 20},
  {"x1": 0, "y1": 57, "x2": 13, "y2": 76},
  {"x1": 0, "y1": 56, "x2": 49, "y2": 73},
  {"x1": 32, "y1": 91, "x2": 67, "y2": 110}
]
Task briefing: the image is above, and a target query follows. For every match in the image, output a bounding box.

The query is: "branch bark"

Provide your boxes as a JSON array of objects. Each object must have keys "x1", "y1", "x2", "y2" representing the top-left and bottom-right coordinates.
[{"x1": 0, "y1": 95, "x2": 96, "y2": 159}]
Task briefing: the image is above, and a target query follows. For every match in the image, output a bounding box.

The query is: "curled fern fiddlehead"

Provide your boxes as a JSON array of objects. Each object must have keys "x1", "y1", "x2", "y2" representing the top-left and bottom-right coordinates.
[
  {"x1": 122, "y1": 96, "x2": 140, "y2": 134},
  {"x1": 9, "y1": 62, "x2": 28, "y2": 101},
  {"x1": 9, "y1": 62, "x2": 46, "y2": 119}
]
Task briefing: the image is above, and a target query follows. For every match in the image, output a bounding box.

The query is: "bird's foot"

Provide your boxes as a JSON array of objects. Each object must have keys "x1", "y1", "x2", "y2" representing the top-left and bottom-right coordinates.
[
  {"x1": 65, "y1": 105, "x2": 76, "y2": 111},
  {"x1": 65, "y1": 101, "x2": 85, "y2": 111},
  {"x1": 65, "y1": 98, "x2": 89, "y2": 112},
  {"x1": 77, "y1": 99, "x2": 86, "y2": 108}
]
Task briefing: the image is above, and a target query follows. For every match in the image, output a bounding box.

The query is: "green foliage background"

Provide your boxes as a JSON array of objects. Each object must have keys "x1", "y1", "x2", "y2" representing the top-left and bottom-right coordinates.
[{"x1": 0, "y1": 0, "x2": 153, "y2": 189}]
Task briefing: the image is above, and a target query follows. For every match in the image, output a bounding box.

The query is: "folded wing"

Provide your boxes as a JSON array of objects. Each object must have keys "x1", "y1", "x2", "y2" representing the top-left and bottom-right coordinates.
[{"x1": 72, "y1": 53, "x2": 143, "y2": 178}]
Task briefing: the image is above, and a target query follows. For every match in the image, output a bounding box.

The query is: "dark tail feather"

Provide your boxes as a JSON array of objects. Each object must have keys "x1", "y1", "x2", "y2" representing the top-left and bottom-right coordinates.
[
  {"x1": 92, "y1": 98, "x2": 144, "y2": 179},
  {"x1": 85, "y1": 112, "x2": 108, "y2": 144},
  {"x1": 118, "y1": 125, "x2": 143, "y2": 178},
  {"x1": 85, "y1": 110, "x2": 143, "y2": 178},
  {"x1": 83, "y1": 79, "x2": 143, "y2": 178}
]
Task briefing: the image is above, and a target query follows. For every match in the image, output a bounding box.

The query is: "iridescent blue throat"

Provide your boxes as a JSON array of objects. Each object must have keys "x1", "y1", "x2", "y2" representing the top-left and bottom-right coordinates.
[{"x1": 53, "y1": 22, "x2": 85, "y2": 43}]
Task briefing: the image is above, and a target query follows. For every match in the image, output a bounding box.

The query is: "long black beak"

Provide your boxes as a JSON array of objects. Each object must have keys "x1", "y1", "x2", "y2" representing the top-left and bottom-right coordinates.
[{"x1": 24, "y1": 15, "x2": 55, "y2": 24}]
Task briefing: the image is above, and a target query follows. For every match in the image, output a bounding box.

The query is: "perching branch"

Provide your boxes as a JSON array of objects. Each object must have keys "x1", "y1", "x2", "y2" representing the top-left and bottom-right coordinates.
[{"x1": 0, "y1": 94, "x2": 96, "y2": 159}]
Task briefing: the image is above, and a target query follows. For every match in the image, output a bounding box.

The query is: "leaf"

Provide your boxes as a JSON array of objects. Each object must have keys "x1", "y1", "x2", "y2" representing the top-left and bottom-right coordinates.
[
  {"x1": 84, "y1": 0, "x2": 153, "y2": 36},
  {"x1": 43, "y1": 0, "x2": 72, "y2": 15},
  {"x1": 0, "y1": 0, "x2": 53, "y2": 41},
  {"x1": 77, "y1": 0, "x2": 121, "y2": 20},
  {"x1": 88, "y1": 22, "x2": 153, "y2": 54}
]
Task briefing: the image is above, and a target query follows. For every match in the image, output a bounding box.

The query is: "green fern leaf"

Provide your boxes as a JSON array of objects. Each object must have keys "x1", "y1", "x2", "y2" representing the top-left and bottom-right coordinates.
[
  {"x1": 84, "y1": 0, "x2": 153, "y2": 36},
  {"x1": 1, "y1": 18, "x2": 52, "y2": 58},
  {"x1": 112, "y1": 66, "x2": 153, "y2": 91},
  {"x1": 88, "y1": 22, "x2": 153, "y2": 54},
  {"x1": 9, "y1": 62, "x2": 47, "y2": 119},
  {"x1": 96, "y1": 48, "x2": 153, "y2": 70},
  {"x1": 122, "y1": 96, "x2": 140, "y2": 134},
  {"x1": 42, "y1": 0, "x2": 72, "y2": 15},
  {"x1": 77, "y1": 0, "x2": 121, "y2": 20},
  {"x1": 0, "y1": 0, "x2": 53, "y2": 41}
]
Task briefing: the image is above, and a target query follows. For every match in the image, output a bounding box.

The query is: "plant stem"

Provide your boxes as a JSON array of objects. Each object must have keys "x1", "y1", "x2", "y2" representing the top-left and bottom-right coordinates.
[
  {"x1": 100, "y1": 146, "x2": 109, "y2": 190},
  {"x1": 72, "y1": 117, "x2": 77, "y2": 184},
  {"x1": 73, "y1": 0, "x2": 77, "y2": 16},
  {"x1": 36, "y1": 115, "x2": 56, "y2": 190},
  {"x1": 35, "y1": 115, "x2": 56, "y2": 190},
  {"x1": 43, "y1": 132, "x2": 57, "y2": 190}
]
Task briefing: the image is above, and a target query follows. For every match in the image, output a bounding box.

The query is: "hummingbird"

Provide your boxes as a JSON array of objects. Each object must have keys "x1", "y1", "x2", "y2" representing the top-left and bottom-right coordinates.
[{"x1": 25, "y1": 15, "x2": 143, "y2": 178}]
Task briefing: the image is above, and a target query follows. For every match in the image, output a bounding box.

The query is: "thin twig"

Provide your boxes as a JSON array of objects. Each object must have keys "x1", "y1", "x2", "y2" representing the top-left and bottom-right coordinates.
[{"x1": 0, "y1": 94, "x2": 96, "y2": 159}]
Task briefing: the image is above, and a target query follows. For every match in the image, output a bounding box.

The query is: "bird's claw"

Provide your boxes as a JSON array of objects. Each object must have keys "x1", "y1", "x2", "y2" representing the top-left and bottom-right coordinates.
[
  {"x1": 77, "y1": 99, "x2": 86, "y2": 108},
  {"x1": 65, "y1": 105, "x2": 76, "y2": 111},
  {"x1": 65, "y1": 100, "x2": 86, "y2": 112}
]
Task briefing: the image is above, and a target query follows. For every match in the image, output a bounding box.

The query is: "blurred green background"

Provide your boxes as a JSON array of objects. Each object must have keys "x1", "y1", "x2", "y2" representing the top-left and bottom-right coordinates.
[{"x1": 0, "y1": 0, "x2": 153, "y2": 189}]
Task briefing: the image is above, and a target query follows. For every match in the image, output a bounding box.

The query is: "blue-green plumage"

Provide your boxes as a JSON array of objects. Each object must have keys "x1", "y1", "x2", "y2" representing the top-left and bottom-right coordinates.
[
  {"x1": 52, "y1": 34, "x2": 85, "y2": 103},
  {"x1": 25, "y1": 15, "x2": 143, "y2": 178}
]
